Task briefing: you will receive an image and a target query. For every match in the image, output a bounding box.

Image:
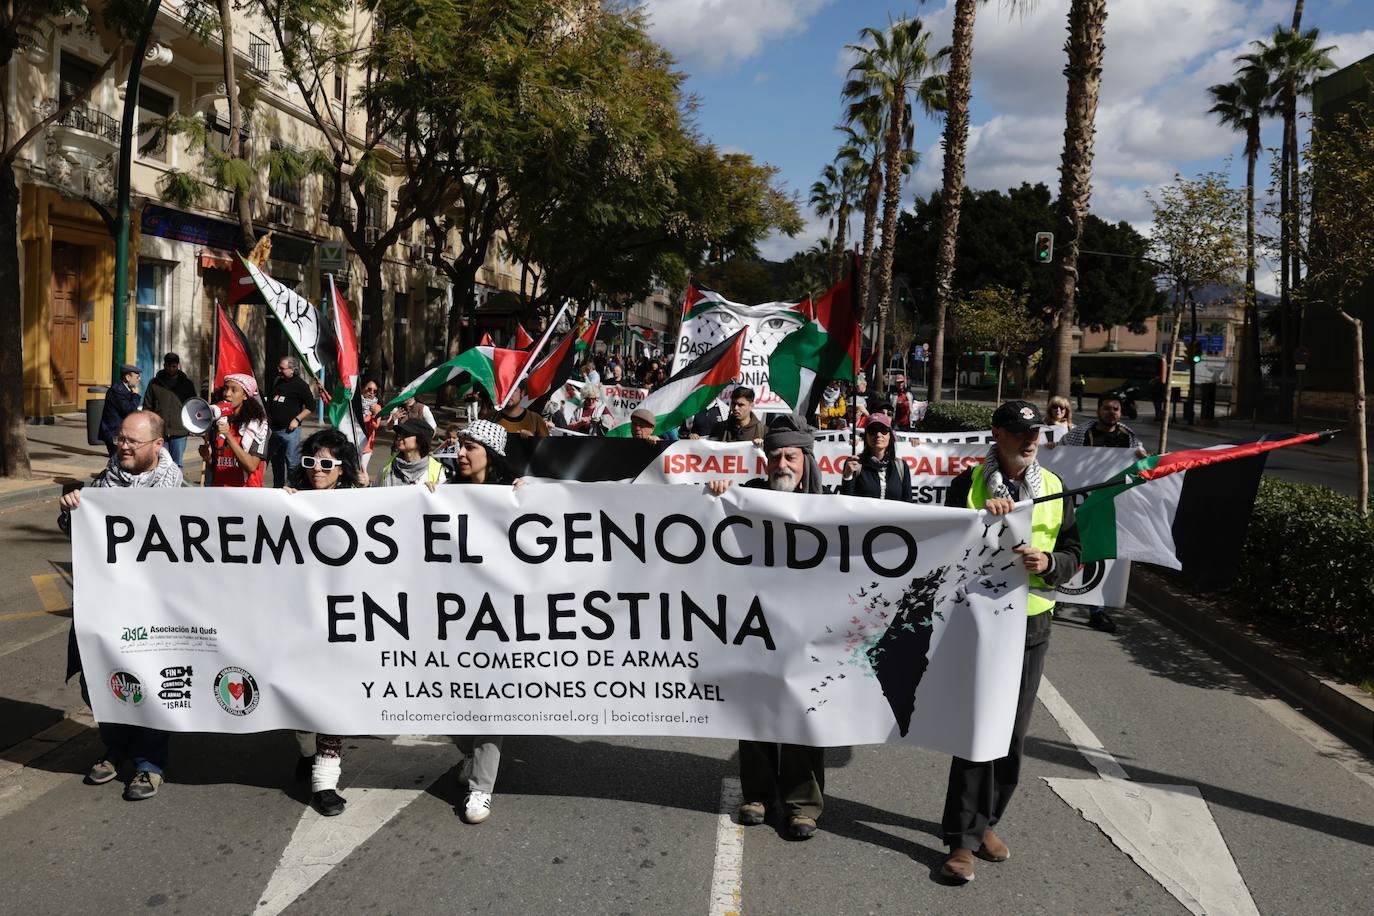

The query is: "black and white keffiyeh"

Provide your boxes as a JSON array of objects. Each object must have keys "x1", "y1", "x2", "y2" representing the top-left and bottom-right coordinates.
[
  {"x1": 94, "y1": 447, "x2": 184, "y2": 490},
  {"x1": 981, "y1": 443, "x2": 1043, "y2": 501}
]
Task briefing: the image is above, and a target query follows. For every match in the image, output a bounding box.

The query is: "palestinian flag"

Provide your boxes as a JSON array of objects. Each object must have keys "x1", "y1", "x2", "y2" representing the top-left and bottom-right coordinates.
[
  {"x1": 319, "y1": 276, "x2": 367, "y2": 450},
  {"x1": 514, "y1": 323, "x2": 534, "y2": 349},
  {"x1": 606, "y1": 328, "x2": 747, "y2": 438},
  {"x1": 767, "y1": 262, "x2": 859, "y2": 417},
  {"x1": 213, "y1": 303, "x2": 255, "y2": 391},
  {"x1": 575, "y1": 316, "x2": 603, "y2": 353},
  {"x1": 521, "y1": 331, "x2": 580, "y2": 407},
  {"x1": 383, "y1": 345, "x2": 532, "y2": 413},
  {"x1": 680, "y1": 281, "x2": 728, "y2": 322},
  {"x1": 1076, "y1": 433, "x2": 1331, "y2": 588},
  {"x1": 480, "y1": 332, "x2": 494, "y2": 347}
]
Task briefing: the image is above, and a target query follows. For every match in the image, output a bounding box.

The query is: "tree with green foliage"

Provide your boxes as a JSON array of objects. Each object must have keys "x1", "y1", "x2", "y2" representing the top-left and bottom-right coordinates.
[
  {"x1": 0, "y1": 0, "x2": 148, "y2": 477},
  {"x1": 1299, "y1": 106, "x2": 1372, "y2": 515},
  {"x1": 951, "y1": 286, "x2": 1041, "y2": 402},
  {"x1": 1244, "y1": 22, "x2": 1335, "y2": 385},
  {"x1": 894, "y1": 183, "x2": 1161, "y2": 356},
  {"x1": 1145, "y1": 171, "x2": 1245, "y2": 452},
  {"x1": 844, "y1": 18, "x2": 947, "y2": 393},
  {"x1": 920, "y1": 0, "x2": 1040, "y2": 405}
]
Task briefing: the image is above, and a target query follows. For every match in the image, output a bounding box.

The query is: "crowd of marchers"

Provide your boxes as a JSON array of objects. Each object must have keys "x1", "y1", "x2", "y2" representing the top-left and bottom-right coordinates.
[{"x1": 70, "y1": 350, "x2": 1147, "y2": 884}]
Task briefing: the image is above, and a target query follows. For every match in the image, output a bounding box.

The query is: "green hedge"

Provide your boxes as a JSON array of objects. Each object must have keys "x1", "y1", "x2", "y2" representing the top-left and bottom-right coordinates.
[
  {"x1": 1234, "y1": 477, "x2": 1374, "y2": 682},
  {"x1": 915, "y1": 401, "x2": 996, "y2": 432}
]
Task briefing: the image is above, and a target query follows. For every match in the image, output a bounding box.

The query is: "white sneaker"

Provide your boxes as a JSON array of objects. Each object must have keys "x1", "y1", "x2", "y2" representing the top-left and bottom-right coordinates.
[{"x1": 463, "y1": 790, "x2": 492, "y2": 824}]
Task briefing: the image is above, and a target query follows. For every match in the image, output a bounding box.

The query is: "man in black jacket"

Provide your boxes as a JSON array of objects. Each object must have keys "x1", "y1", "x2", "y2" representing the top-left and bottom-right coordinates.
[
  {"x1": 939, "y1": 400, "x2": 1082, "y2": 883},
  {"x1": 141, "y1": 352, "x2": 197, "y2": 466}
]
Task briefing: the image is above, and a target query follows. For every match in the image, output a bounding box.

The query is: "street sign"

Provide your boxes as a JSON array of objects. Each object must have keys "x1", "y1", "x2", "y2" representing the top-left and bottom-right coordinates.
[
  {"x1": 592, "y1": 309, "x2": 623, "y2": 322},
  {"x1": 320, "y1": 242, "x2": 347, "y2": 272}
]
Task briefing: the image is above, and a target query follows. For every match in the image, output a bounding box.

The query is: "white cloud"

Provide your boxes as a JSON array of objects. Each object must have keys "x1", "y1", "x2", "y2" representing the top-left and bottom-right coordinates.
[
  {"x1": 1326, "y1": 29, "x2": 1374, "y2": 69},
  {"x1": 759, "y1": 211, "x2": 831, "y2": 262},
  {"x1": 901, "y1": 0, "x2": 1315, "y2": 230},
  {"x1": 639, "y1": 0, "x2": 833, "y2": 70}
]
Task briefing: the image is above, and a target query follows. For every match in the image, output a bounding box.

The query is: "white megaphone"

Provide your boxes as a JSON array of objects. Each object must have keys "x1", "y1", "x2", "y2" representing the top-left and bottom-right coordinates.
[{"x1": 181, "y1": 398, "x2": 233, "y2": 436}]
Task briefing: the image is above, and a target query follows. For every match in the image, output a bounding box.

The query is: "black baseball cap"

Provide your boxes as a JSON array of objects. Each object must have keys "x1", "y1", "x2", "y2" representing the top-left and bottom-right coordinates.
[{"x1": 991, "y1": 400, "x2": 1046, "y2": 433}]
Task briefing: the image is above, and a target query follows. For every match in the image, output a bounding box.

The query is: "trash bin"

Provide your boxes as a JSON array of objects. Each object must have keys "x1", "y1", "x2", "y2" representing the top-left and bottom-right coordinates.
[
  {"x1": 86, "y1": 386, "x2": 108, "y2": 446},
  {"x1": 1200, "y1": 383, "x2": 1217, "y2": 421}
]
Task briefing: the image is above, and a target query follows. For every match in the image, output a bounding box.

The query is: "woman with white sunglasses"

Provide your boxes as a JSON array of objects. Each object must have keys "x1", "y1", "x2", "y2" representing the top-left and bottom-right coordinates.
[{"x1": 283, "y1": 428, "x2": 366, "y2": 815}]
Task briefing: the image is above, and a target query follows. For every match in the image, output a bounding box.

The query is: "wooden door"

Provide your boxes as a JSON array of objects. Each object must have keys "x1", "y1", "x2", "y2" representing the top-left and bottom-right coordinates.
[{"x1": 50, "y1": 243, "x2": 81, "y2": 407}]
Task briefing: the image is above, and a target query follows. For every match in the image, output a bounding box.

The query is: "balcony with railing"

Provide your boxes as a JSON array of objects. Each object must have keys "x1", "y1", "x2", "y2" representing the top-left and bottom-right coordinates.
[
  {"x1": 248, "y1": 33, "x2": 271, "y2": 74},
  {"x1": 54, "y1": 104, "x2": 120, "y2": 145}
]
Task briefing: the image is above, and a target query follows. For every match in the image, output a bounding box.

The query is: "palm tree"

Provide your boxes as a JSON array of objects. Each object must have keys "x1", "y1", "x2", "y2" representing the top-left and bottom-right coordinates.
[
  {"x1": 809, "y1": 159, "x2": 862, "y2": 287},
  {"x1": 1246, "y1": 25, "x2": 1335, "y2": 391},
  {"x1": 1050, "y1": 0, "x2": 1108, "y2": 399},
  {"x1": 925, "y1": 0, "x2": 1039, "y2": 403},
  {"x1": 1208, "y1": 64, "x2": 1271, "y2": 417},
  {"x1": 839, "y1": 102, "x2": 886, "y2": 326},
  {"x1": 809, "y1": 164, "x2": 843, "y2": 282},
  {"x1": 844, "y1": 18, "x2": 948, "y2": 393}
]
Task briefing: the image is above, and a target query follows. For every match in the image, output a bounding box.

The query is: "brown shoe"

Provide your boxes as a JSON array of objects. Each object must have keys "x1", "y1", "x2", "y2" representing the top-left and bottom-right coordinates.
[
  {"x1": 978, "y1": 829, "x2": 1009, "y2": 862},
  {"x1": 737, "y1": 802, "x2": 766, "y2": 826},
  {"x1": 788, "y1": 815, "x2": 817, "y2": 840},
  {"x1": 941, "y1": 847, "x2": 975, "y2": 883}
]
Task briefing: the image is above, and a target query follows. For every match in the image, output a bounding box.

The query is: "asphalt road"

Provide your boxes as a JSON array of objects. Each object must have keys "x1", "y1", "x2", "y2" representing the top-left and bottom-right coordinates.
[{"x1": 2, "y1": 491, "x2": 1372, "y2": 915}]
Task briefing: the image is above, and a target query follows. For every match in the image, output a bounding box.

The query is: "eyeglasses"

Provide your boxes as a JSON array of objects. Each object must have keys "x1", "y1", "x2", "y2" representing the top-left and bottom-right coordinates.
[
  {"x1": 300, "y1": 456, "x2": 342, "y2": 470},
  {"x1": 113, "y1": 435, "x2": 158, "y2": 448}
]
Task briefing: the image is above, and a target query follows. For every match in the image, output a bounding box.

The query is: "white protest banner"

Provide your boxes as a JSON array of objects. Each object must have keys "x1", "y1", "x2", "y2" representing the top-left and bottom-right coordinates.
[
  {"x1": 671, "y1": 297, "x2": 807, "y2": 413},
  {"x1": 630, "y1": 439, "x2": 1133, "y2": 606},
  {"x1": 602, "y1": 384, "x2": 649, "y2": 424},
  {"x1": 72, "y1": 484, "x2": 1030, "y2": 761}
]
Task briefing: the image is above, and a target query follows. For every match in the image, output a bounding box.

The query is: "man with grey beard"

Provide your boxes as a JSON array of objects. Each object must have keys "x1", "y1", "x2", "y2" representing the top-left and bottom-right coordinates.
[
  {"x1": 938, "y1": 400, "x2": 1081, "y2": 883},
  {"x1": 706, "y1": 415, "x2": 826, "y2": 838},
  {"x1": 59, "y1": 410, "x2": 183, "y2": 802}
]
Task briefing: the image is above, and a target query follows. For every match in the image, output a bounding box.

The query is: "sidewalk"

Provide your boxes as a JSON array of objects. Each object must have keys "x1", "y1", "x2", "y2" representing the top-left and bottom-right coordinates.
[
  {"x1": 1088, "y1": 408, "x2": 1359, "y2": 460},
  {"x1": 0, "y1": 414, "x2": 206, "y2": 511}
]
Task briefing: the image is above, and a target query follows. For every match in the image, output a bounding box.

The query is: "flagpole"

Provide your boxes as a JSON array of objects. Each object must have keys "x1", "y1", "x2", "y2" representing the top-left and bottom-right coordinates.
[
  {"x1": 318, "y1": 284, "x2": 329, "y2": 424},
  {"x1": 1029, "y1": 430, "x2": 1340, "y2": 504},
  {"x1": 498, "y1": 300, "x2": 570, "y2": 410}
]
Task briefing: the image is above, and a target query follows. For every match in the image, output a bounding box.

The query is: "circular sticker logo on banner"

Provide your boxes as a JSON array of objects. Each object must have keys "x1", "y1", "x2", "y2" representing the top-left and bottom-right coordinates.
[
  {"x1": 109, "y1": 671, "x2": 144, "y2": 705},
  {"x1": 213, "y1": 667, "x2": 260, "y2": 716},
  {"x1": 1057, "y1": 561, "x2": 1107, "y2": 597}
]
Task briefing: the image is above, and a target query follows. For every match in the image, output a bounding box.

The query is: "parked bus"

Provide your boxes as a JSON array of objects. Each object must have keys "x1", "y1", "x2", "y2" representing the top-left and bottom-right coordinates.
[{"x1": 1069, "y1": 351, "x2": 1168, "y2": 397}]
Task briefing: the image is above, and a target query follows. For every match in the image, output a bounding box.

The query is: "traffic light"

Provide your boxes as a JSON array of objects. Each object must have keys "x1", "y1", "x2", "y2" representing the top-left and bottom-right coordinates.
[
  {"x1": 1034, "y1": 231, "x2": 1054, "y2": 264},
  {"x1": 1186, "y1": 339, "x2": 1202, "y2": 363}
]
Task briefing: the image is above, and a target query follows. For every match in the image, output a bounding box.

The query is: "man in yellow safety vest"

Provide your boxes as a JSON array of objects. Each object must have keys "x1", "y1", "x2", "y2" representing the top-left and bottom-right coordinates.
[{"x1": 938, "y1": 399, "x2": 1082, "y2": 883}]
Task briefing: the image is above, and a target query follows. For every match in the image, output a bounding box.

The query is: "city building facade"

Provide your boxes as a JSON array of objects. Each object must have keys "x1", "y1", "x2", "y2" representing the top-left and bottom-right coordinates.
[{"x1": 10, "y1": 2, "x2": 528, "y2": 420}]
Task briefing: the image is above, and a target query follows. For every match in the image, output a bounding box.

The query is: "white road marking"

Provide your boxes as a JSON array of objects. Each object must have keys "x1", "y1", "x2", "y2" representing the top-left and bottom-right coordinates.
[
  {"x1": 707, "y1": 777, "x2": 744, "y2": 916},
  {"x1": 1248, "y1": 697, "x2": 1374, "y2": 794},
  {"x1": 1039, "y1": 678, "x2": 1260, "y2": 916},
  {"x1": 0, "y1": 620, "x2": 70, "y2": 658},
  {"x1": 254, "y1": 736, "x2": 456, "y2": 916},
  {"x1": 1035, "y1": 679, "x2": 1128, "y2": 780}
]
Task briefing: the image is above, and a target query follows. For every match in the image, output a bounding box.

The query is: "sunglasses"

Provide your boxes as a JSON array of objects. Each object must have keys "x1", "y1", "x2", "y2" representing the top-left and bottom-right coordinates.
[{"x1": 300, "y1": 456, "x2": 342, "y2": 470}]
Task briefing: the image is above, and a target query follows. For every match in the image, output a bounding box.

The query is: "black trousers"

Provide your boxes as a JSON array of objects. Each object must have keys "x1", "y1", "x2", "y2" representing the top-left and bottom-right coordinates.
[
  {"x1": 941, "y1": 612, "x2": 1051, "y2": 851},
  {"x1": 738, "y1": 742, "x2": 825, "y2": 820}
]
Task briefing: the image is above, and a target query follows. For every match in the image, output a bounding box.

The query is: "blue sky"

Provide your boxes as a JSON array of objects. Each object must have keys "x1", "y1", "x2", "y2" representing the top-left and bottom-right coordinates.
[{"x1": 640, "y1": 0, "x2": 1374, "y2": 291}]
